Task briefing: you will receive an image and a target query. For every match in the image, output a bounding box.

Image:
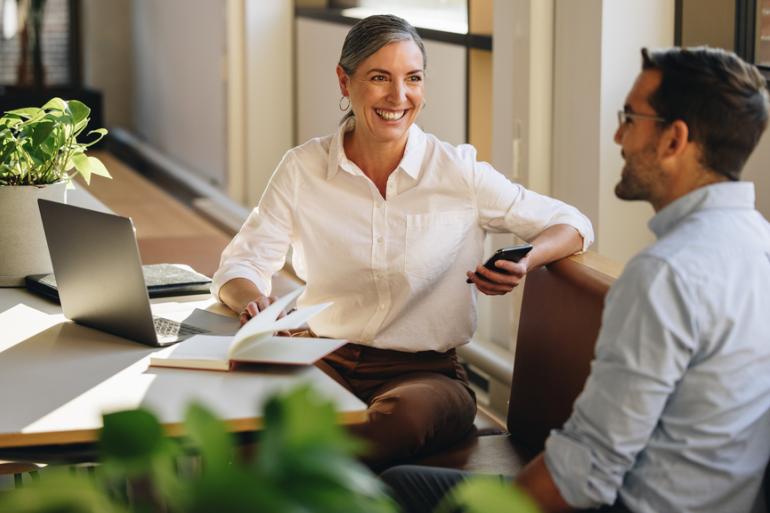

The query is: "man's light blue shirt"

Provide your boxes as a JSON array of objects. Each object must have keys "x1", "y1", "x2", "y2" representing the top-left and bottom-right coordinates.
[{"x1": 545, "y1": 182, "x2": 770, "y2": 513}]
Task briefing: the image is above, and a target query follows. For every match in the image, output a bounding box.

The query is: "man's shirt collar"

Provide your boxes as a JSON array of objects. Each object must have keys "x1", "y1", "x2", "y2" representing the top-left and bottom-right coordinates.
[{"x1": 649, "y1": 181, "x2": 756, "y2": 238}]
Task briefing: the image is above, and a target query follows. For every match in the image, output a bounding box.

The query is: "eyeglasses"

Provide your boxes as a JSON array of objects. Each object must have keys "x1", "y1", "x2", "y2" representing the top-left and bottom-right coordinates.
[{"x1": 617, "y1": 110, "x2": 666, "y2": 127}]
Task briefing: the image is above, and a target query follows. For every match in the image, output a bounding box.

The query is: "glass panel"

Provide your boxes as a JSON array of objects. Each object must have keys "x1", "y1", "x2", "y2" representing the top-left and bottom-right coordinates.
[
  {"x1": 758, "y1": 0, "x2": 770, "y2": 66},
  {"x1": 0, "y1": 0, "x2": 71, "y2": 86},
  {"x1": 342, "y1": 0, "x2": 468, "y2": 34}
]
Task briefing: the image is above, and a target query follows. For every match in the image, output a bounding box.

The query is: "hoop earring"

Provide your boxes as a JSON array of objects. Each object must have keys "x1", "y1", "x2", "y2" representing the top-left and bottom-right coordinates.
[{"x1": 339, "y1": 96, "x2": 350, "y2": 111}]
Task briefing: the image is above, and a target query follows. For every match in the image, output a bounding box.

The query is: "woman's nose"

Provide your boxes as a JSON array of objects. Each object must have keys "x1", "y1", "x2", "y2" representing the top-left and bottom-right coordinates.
[{"x1": 388, "y1": 81, "x2": 407, "y2": 103}]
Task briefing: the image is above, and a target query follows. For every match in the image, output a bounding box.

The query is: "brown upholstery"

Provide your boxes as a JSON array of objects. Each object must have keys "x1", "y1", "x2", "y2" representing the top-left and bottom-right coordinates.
[
  {"x1": 409, "y1": 252, "x2": 619, "y2": 473},
  {"x1": 507, "y1": 256, "x2": 614, "y2": 451}
]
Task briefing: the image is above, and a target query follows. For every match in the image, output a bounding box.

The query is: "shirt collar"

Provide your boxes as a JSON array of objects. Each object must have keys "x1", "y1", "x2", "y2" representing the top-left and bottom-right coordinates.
[
  {"x1": 648, "y1": 181, "x2": 756, "y2": 238},
  {"x1": 326, "y1": 118, "x2": 426, "y2": 180}
]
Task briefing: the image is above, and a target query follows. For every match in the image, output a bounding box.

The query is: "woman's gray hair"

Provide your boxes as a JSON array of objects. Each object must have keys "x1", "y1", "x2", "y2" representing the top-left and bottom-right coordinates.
[{"x1": 339, "y1": 14, "x2": 426, "y2": 122}]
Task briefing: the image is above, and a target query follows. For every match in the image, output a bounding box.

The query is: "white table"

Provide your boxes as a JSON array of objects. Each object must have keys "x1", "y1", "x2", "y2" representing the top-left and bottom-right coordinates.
[{"x1": 0, "y1": 187, "x2": 366, "y2": 450}]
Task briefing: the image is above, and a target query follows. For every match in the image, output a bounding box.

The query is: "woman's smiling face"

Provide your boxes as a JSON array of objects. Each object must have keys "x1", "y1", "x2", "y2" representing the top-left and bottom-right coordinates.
[{"x1": 337, "y1": 39, "x2": 425, "y2": 145}]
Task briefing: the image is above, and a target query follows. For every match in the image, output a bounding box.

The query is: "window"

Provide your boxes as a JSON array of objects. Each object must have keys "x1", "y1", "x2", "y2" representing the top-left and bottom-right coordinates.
[
  {"x1": 336, "y1": 0, "x2": 468, "y2": 34},
  {"x1": 0, "y1": 0, "x2": 78, "y2": 87}
]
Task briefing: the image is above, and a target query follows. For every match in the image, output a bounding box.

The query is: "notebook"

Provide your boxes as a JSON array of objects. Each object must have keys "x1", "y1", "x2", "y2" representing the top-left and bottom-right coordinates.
[
  {"x1": 26, "y1": 263, "x2": 211, "y2": 303},
  {"x1": 150, "y1": 287, "x2": 346, "y2": 370},
  {"x1": 38, "y1": 199, "x2": 210, "y2": 347}
]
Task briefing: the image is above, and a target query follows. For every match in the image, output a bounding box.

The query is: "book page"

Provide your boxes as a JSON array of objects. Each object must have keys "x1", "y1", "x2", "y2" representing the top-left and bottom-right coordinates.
[
  {"x1": 231, "y1": 336, "x2": 346, "y2": 366},
  {"x1": 229, "y1": 287, "x2": 304, "y2": 353},
  {"x1": 150, "y1": 335, "x2": 232, "y2": 371}
]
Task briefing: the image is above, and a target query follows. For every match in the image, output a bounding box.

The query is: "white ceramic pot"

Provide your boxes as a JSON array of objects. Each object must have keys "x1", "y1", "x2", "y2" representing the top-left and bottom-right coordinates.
[{"x1": 0, "y1": 181, "x2": 67, "y2": 287}]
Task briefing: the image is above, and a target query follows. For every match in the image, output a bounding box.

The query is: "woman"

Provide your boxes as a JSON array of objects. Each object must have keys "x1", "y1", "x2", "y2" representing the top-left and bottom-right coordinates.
[{"x1": 212, "y1": 14, "x2": 593, "y2": 467}]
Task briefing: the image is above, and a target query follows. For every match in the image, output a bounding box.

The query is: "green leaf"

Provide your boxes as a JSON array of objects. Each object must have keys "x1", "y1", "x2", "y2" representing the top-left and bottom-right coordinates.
[
  {"x1": 100, "y1": 409, "x2": 165, "y2": 470},
  {"x1": 30, "y1": 121, "x2": 56, "y2": 153},
  {"x1": 68, "y1": 100, "x2": 91, "y2": 125},
  {"x1": 72, "y1": 152, "x2": 91, "y2": 184},
  {"x1": 438, "y1": 477, "x2": 542, "y2": 513},
  {"x1": 41, "y1": 97, "x2": 68, "y2": 112},
  {"x1": 5, "y1": 107, "x2": 41, "y2": 119},
  {"x1": 87, "y1": 156, "x2": 111, "y2": 178},
  {"x1": 184, "y1": 402, "x2": 235, "y2": 474},
  {"x1": 0, "y1": 468, "x2": 128, "y2": 513},
  {"x1": 82, "y1": 127, "x2": 109, "y2": 147}
]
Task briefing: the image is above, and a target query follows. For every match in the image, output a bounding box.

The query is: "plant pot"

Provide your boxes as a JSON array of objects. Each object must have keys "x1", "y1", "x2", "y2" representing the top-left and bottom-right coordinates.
[{"x1": 0, "y1": 181, "x2": 67, "y2": 287}]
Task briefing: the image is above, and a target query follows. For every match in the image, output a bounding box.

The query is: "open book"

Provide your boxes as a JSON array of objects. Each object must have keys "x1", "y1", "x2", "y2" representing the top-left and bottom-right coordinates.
[{"x1": 150, "y1": 288, "x2": 346, "y2": 371}]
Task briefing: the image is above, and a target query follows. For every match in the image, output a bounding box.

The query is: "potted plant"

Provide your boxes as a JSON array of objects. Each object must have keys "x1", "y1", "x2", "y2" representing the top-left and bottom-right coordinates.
[
  {"x1": 0, "y1": 97, "x2": 109, "y2": 286},
  {"x1": 0, "y1": 386, "x2": 399, "y2": 513},
  {"x1": 0, "y1": 386, "x2": 541, "y2": 512}
]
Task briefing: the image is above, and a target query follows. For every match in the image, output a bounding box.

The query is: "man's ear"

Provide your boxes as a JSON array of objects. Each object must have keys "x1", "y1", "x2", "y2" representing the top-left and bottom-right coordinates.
[
  {"x1": 336, "y1": 65, "x2": 349, "y2": 97},
  {"x1": 660, "y1": 120, "x2": 689, "y2": 159}
]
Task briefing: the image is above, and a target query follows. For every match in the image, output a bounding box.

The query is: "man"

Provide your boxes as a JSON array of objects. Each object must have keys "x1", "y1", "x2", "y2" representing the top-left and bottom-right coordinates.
[{"x1": 382, "y1": 47, "x2": 770, "y2": 513}]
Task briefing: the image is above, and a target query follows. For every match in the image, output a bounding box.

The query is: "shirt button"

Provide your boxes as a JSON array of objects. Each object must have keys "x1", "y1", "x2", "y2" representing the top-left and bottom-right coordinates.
[
  {"x1": 377, "y1": 236, "x2": 384, "y2": 243},
  {"x1": 378, "y1": 304, "x2": 385, "y2": 310}
]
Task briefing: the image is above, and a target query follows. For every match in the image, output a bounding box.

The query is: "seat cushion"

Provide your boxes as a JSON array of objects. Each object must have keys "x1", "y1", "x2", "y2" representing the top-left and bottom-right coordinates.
[{"x1": 409, "y1": 434, "x2": 536, "y2": 476}]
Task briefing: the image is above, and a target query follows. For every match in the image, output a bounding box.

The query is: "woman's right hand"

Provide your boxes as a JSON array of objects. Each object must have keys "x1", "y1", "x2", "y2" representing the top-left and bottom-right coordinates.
[{"x1": 239, "y1": 295, "x2": 277, "y2": 326}]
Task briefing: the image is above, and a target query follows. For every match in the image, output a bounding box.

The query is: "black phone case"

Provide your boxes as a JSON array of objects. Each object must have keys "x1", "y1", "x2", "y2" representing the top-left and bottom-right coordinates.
[{"x1": 482, "y1": 244, "x2": 533, "y2": 271}]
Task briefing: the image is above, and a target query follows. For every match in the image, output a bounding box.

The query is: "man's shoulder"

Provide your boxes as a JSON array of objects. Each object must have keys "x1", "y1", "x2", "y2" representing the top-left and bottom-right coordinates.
[
  {"x1": 646, "y1": 207, "x2": 769, "y2": 272},
  {"x1": 616, "y1": 208, "x2": 769, "y2": 306}
]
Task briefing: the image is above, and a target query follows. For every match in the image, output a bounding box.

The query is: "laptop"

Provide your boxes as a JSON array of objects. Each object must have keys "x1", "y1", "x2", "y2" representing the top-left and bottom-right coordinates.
[{"x1": 38, "y1": 199, "x2": 209, "y2": 346}]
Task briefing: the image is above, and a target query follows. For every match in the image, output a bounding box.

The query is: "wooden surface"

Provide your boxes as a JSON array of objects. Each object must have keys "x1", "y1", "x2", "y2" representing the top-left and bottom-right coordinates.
[
  {"x1": 0, "y1": 289, "x2": 367, "y2": 449},
  {"x1": 78, "y1": 152, "x2": 233, "y2": 278}
]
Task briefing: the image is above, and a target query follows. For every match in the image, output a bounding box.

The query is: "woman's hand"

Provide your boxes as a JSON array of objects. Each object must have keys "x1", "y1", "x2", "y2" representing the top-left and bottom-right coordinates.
[
  {"x1": 218, "y1": 278, "x2": 287, "y2": 327},
  {"x1": 466, "y1": 255, "x2": 530, "y2": 296},
  {"x1": 239, "y1": 295, "x2": 278, "y2": 326}
]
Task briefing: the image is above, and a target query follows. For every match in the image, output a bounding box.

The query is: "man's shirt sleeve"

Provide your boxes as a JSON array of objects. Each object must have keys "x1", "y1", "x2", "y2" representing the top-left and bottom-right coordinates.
[{"x1": 544, "y1": 254, "x2": 697, "y2": 509}]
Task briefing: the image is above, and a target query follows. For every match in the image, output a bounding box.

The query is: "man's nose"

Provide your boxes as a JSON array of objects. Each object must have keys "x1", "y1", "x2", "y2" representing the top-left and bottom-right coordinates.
[{"x1": 614, "y1": 124, "x2": 624, "y2": 144}]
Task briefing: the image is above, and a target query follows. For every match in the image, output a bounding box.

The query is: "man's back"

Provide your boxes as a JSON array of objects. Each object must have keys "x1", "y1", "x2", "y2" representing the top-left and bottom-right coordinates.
[{"x1": 555, "y1": 182, "x2": 770, "y2": 512}]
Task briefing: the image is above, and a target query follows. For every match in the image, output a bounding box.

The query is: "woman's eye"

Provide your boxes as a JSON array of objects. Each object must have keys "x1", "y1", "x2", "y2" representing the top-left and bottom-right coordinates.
[
  {"x1": 408, "y1": 75, "x2": 423, "y2": 82},
  {"x1": 371, "y1": 75, "x2": 387, "y2": 82}
]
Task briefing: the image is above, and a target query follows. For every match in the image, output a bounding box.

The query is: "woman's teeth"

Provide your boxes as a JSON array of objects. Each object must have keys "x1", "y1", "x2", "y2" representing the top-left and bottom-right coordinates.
[{"x1": 375, "y1": 109, "x2": 406, "y2": 121}]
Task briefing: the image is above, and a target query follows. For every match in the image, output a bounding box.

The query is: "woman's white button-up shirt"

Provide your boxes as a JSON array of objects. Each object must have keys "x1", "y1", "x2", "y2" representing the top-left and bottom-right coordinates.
[{"x1": 212, "y1": 120, "x2": 594, "y2": 352}]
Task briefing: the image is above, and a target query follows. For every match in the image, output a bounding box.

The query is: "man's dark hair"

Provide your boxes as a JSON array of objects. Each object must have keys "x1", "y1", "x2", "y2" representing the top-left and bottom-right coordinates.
[{"x1": 641, "y1": 47, "x2": 769, "y2": 181}]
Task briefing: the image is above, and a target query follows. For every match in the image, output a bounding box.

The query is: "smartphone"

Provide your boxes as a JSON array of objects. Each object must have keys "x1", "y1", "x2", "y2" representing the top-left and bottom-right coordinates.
[{"x1": 467, "y1": 243, "x2": 534, "y2": 283}]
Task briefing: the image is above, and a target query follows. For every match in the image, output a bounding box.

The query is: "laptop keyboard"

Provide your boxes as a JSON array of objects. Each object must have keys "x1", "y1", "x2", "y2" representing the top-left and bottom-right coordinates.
[{"x1": 153, "y1": 317, "x2": 207, "y2": 342}]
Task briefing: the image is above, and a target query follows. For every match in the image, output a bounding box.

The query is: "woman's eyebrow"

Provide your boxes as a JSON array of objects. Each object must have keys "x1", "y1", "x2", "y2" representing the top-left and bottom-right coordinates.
[{"x1": 365, "y1": 68, "x2": 423, "y2": 75}]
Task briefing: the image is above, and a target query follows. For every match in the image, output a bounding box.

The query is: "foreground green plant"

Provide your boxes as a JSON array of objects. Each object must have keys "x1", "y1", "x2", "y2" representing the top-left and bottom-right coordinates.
[
  {"x1": 438, "y1": 476, "x2": 542, "y2": 513},
  {"x1": 0, "y1": 386, "x2": 397, "y2": 513},
  {"x1": 0, "y1": 97, "x2": 109, "y2": 186}
]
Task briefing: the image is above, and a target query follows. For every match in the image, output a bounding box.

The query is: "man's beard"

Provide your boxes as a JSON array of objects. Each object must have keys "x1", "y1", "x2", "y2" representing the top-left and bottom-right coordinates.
[{"x1": 615, "y1": 144, "x2": 661, "y2": 201}]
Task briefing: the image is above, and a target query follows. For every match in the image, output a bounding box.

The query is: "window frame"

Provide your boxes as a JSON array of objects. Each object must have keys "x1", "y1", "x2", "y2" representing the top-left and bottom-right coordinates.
[{"x1": 735, "y1": 0, "x2": 770, "y2": 80}]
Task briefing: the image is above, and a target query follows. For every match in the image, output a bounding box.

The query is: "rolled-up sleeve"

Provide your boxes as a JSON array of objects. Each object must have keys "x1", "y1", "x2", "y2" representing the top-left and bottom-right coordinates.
[
  {"x1": 543, "y1": 255, "x2": 696, "y2": 508},
  {"x1": 211, "y1": 152, "x2": 296, "y2": 299},
  {"x1": 472, "y1": 160, "x2": 594, "y2": 252}
]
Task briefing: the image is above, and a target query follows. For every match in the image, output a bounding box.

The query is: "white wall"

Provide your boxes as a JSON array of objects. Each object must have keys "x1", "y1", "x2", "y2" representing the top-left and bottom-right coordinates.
[
  {"x1": 744, "y1": 132, "x2": 770, "y2": 220},
  {"x1": 81, "y1": 0, "x2": 133, "y2": 130},
  {"x1": 598, "y1": 0, "x2": 673, "y2": 261},
  {"x1": 552, "y1": 0, "x2": 603, "y2": 228},
  {"x1": 242, "y1": 1, "x2": 294, "y2": 207},
  {"x1": 552, "y1": 0, "x2": 674, "y2": 264},
  {"x1": 295, "y1": 18, "x2": 466, "y2": 148},
  {"x1": 132, "y1": 0, "x2": 227, "y2": 188}
]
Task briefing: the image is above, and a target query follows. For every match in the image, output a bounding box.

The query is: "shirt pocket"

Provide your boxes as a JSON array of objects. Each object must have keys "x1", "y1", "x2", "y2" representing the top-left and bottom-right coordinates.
[{"x1": 404, "y1": 209, "x2": 476, "y2": 281}]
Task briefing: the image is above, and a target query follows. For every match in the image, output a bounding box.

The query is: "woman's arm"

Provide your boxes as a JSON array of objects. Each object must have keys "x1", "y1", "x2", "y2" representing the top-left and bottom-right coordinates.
[
  {"x1": 466, "y1": 224, "x2": 583, "y2": 296},
  {"x1": 218, "y1": 278, "x2": 277, "y2": 325},
  {"x1": 211, "y1": 153, "x2": 297, "y2": 318}
]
